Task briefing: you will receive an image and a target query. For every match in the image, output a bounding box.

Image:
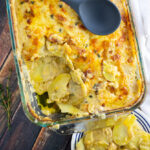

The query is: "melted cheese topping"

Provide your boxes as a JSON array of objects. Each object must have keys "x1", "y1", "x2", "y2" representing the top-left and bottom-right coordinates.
[{"x1": 14, "y1": 0, "x2": 144, "y2": 116}]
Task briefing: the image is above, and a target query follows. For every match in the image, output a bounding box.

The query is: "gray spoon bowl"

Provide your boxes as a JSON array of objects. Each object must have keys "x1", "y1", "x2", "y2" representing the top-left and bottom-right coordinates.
[{"x1": 62, "y1": 0, "x2": 121, "y2": 35}]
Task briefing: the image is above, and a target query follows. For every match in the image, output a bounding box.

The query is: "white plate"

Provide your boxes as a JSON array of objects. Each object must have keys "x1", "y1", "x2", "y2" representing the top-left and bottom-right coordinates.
[{"x1": 71, "y1": 109, "x2": 150, "y2": 150}]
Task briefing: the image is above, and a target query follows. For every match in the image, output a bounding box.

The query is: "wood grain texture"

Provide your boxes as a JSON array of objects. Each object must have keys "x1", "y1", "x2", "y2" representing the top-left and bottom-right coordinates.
[
  {"x1": 32, "y1": 128, "x2": 50, "y2": 150},
  {"x1": 42, "y1": 130, "x2": 71, "y2": 150},
  {"x1": 0, "y1": 51, "x2": 20, "y2": 139},
  {"x1": 0, "y1": 21, "x2": 11, "y2": 68},
  {"x1": 0, "y1": 1, "x2": 72, "y2": 150},
  {"x1": 33, "y1": 128, "x2": 72, "y2": 150},
  {"x1": 0, "y1": 0, "x2": 11, "y2": 68},
  {"x1": 0, "y1": 104, "x2": 41, "y2": 150},
  {"x1": 0, "y1": 0, "x2": 7, "y2": 34},
  {"x1": 64, "y1": 138, "x2": 71, "y2": 150}
]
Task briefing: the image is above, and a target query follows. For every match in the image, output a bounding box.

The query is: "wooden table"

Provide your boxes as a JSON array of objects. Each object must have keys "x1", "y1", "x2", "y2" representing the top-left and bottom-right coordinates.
[{"x1": 0, "y1": 0, "x2": 72, "y2": 149}]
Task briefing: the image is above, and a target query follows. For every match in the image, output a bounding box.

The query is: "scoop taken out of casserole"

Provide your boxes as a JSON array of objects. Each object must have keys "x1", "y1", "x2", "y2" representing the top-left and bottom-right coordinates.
[{"x1": 12, "y1": 0, "x2": 144, "y2": 117}]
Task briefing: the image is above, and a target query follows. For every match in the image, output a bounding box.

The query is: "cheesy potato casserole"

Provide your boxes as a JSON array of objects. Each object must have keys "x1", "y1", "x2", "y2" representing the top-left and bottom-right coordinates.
[
  {"x1": 12, "y1": 0, "x2": 144, "y2": 116},
  {"x1": 76, "y1": 115, "x2": 150, "y2": 150}
]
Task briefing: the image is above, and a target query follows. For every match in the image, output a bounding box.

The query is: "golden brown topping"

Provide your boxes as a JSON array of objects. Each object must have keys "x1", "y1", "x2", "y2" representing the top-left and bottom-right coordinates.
[
  {"x1": 102, "y1": 103, "x2": 105, "y2": 107},
  {"x1": 56, "y1": 14, "x2": 66, "y2": 21},
  {"x1": 20, "y1": 0, "x2": 29, "y2": 4},
  {"x1": 91, "y1": 38, "x2": 97, "y2": 45},
  {"x1": 78, "y1": 24, "x2": 86, "y2": 30},
  {"x1": 83, "y1": 69, "x2": 94, "y2": 79},
  {"x1": 120, "y1": 87, "x2": 128, "y2": 95},
  {"x1": 32, "y1": 38, "x2": 38, "y2": 46},
  {"x1": 27, "y1": 18, "x2": 31, "y2": 24},
  {"x1": 121, "y1": 14, "x2": 127, "y2": 24},
  {"x1": 61, "y1": 7, "x2": 66, "y2": 13},
  {"x1": 49, "y1": 4, "x2": 54, "y2": 12},
  {"x1": 27, "y1": 34, "x2": 31, "y2": 38},
  {"x1": 109, "y1": 50, "x2": 113, "y2": 54},
  {"x1": 24, "y1": 8, "x2": 34, "y2": 18},
  {"x1": 78, "y1": 48, "x2": 86, "y2": 56},
  {"x1": 84, "y1": 69, "x2": 92, "y2": 77},
  {"x1": 116, "y1": 33, "x2": 127, "y2": 47},
  {"x1": 102, "y1": 41, "x2": 110, "y2": 49},
  {"x1": 111, "y1": 54, "x2": 121, "y2": 61},
  {"x1": 67, "y1": 37, "x2": 75, "y2": 45},
  {"x1": 68, "y1": 25, "x2": 73, "y2": 29},
  {"x1": 127, "y1": 57, "x2": 133, "y2": 63},
  {"x1": 106, "y1": 85, "x2": 116, "y2": 93},
  {"x1": 48, "y1": 36, "x2": 58, "y2": 43}
]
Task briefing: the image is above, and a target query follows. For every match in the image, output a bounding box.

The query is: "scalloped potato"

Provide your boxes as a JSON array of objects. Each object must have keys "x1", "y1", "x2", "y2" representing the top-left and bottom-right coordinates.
[
  {"x1": 76, "y1": 115, "x2": 150, "y2": 150},
  {"x1": 13, "y1": 0, "x2": 144, "y2": 116}
]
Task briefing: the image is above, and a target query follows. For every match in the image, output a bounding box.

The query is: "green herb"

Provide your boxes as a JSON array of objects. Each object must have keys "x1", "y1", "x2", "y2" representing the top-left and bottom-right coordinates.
[
  {"x1": 135, "y1": 75, "x2": 138, "y2": 80},
  {"x1": 31, "y1": 1, "x2": 35, "y2": 4},
  {"x1": 59, "y1": 4, "x2": 63, "y2": 8},
  {"x1": 20, "y1": 1, "x2": 24, "y2": 4},
  {"x1": 93, "y1": 49, "x2": 100, "y2": 58},
  {"x1": 93, "y1": 83, "x2": 99, "y2": 95},
  {"x1": 89, "y1": 95, "x2": 93, "y2": 98},
  {"x1": 0, "y1": 70, "x2": 12, "y2": 129},
  {"x1": 85, "y1": 44, "x2": 88, "y2": 48},
  {"x1": 94, "y1": 50, "x2": 97, "y2": 53},
  {"x1": 59, "y1": 28, "x2": 62, "y2": 32},
  {"x1": 75, "y1": 22, "x2": 79, "y2": 26},
  {"x1": 50, "y1": 14, "x2": 54, "y2": 19},
  {"x1": 97, "y1": 54, "x2": 100, "y2": 58}
]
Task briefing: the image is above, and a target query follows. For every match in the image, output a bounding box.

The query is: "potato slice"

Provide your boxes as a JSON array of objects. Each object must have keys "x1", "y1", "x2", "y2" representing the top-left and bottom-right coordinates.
[
  {"x1": 68, "y1": 80, "x2": 84, "y2": 105},
  {"x1": 40, "y1": 106, "x2": 57, "y2": 115},
  {"x1": 123, "y1": 114, "x2": 136, "y2": 128},
  {"x1": 84, "y1": 131, "x2": 94, "y2": 145},
  {"x1": 27, "y1": 61, "x2": 43, "y2": 82},
  {"x1": 70, "y1": 69, "x2": 87, "y2": 97},
  {"x1": 57, "y1": 103, "x2": 88, "y2": 116},
  {"x1": 26, "y1": 57, "x2": 68, "y2": 83},
  {"x1": 103, "y1": 61, "x2": 120, "y2": 81},
  {"x1": 113, "y1": 123, "x2": 129, "y2": 146},
  {"x1": 76, "y1": 138, "x2": 85, "y2": 150},
  {"x1": 108, "y1": 142, "x2": 117, "y2": 150},
  {"x1": 139, "y1": 132, "x2": 150, "y2": 149},
  {"x1": 48, "y1": 73, "x2": 71, "y2": 102},
  {"x1": 140, "y1": 144, "x2": 150, "y2": 150}
]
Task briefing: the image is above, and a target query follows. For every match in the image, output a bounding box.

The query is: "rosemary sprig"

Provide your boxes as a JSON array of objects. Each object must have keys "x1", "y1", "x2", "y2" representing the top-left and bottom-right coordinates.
[{"x1": 0, "y1": 70, "x2": 12, "y2": 129}]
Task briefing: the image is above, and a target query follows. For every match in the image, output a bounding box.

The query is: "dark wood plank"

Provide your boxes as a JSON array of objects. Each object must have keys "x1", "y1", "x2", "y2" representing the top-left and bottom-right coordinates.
[
  {"x1": 0, "y1": 18, "x2": 11, "y2": 65},
  {"x1": 0, "y1": 21, "x2": 11, "y2": 68},
  {"x1": 0, "y1": 0, "x2": 7, "y2": 34},
  {"x1": 0, "y1": 51, "x2": 15, "y2": 82},
  {"x1": 65, "y1": 140, "x2": 71, "y2": 150},
  {"x1": 0, "y1": 104, "x2": 41, "y2": 150},
  {"x1": 43, "y1": 131, "x2": 71, "y2": 150},
  {"x1": 0, "y1": 88, "x2": 20, "y2": 139},
  {"x1": 0, "y1": 51, "x2": 20, "y2": 139},
  {"x1": 32, "y1": 128, "x2": 50, "y2": 150},
  {"x1": 32, "y1": 128, "x2": 72, "y2": 150},
  {"x1": 0, "y1": 0, "x2": 11, "y2": 68}
]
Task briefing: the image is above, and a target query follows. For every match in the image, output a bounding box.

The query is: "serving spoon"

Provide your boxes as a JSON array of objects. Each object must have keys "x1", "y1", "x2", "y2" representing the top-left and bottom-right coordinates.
[{"x1": 62, "y1": 0, "x2": 121, "y2": 35}]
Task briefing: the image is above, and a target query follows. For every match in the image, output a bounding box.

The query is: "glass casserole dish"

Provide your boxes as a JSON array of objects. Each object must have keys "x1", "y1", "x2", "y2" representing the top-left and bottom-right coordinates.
[{"x1": 6, "y1": 0, "x2": 146, "y2": 133}]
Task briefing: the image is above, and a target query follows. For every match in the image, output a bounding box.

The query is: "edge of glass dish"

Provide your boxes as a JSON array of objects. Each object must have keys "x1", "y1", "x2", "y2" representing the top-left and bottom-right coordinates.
[{"x1": 6, "y1": 0, "x2": 146, "y2": 128}]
